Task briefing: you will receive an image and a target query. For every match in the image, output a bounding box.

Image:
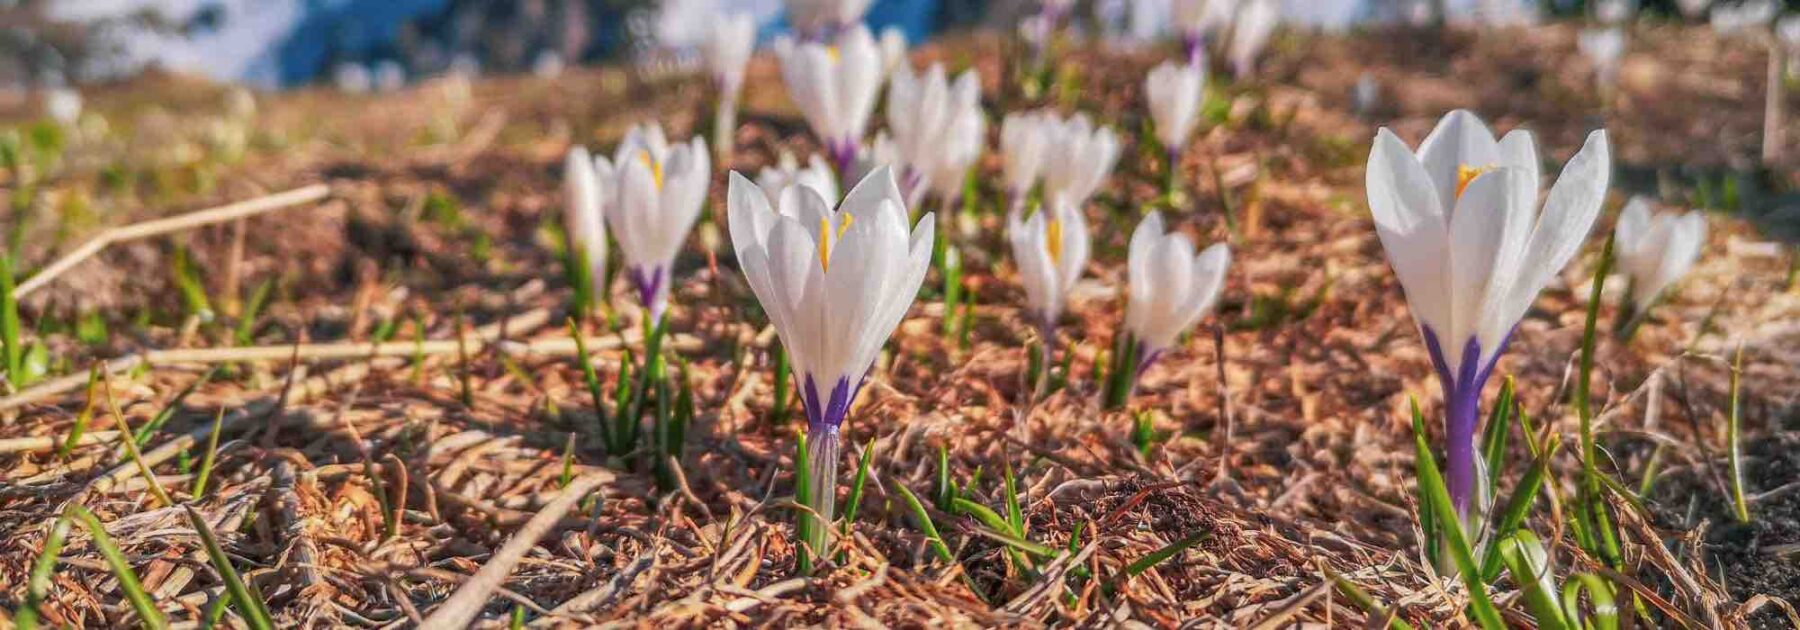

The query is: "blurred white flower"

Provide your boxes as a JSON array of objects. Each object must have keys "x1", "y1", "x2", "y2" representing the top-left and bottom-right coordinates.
[
  {"x1": 594, "y1": 124, "x2": 711, "y2": 320},
  {"x1": 1615, "y1": 197, "x2": 1706, "y2": 311},
  {"x1": 886, "y1": 63, "x2": 983, "y2": 201},
  {"x1": 758, "y1": 150, "x2": 840, "y2": 207},
  {"x1": 533, "y1": 50, "x2": 566, "y2": 78},
  {"x1": 1001, "y1": 111, "x2": 1054, "y2": 207},
  {"x1": 1172, "y1": 0, "x2": 1236, "y2": 61},
  {"x1": 705, "y1": 14, "x2": 757, "y2": 99},
  {"x1": 1041, "y1": 113, "x2": 1120, "y2": 210},
  {"x1": 1711, "y1": 0, "x2": 1776, "y2": 35},
  {"x1": 1146, "y1": 61, "x2": 1206, "y2": 155},
  {"x1": 1365, "y1": 110, "x2": 1609, "y2": 516},
  {"x1": 879, "y1": 27, "x2": 910, "y2": 77},
  {"x1": 44, "y1": 88, "x2": 81, "y2": 126},
  {"x1": 1008, "y1": 195, "x2": 1091, "y2": 332},
  {"x1": 1676, "y1": 0, "x2": 1713, "y2": 19},
  {"x1": 564, "y1": 147, "x2": 609, "y2": 297},
  {"x1": 1594, "y1": 0, "x2": 1634, "y2": 25},
  {"x1": 373, "y1": 60, "x2": 406, "y2": 93},
  {"x1": 785, "y1": 0, "x2": 872, "y2": 41},
  {"x1": 1125, "y1": 210, "x2": 1231, "y2": 361},
  {"x1": 1228, "y1": 0, "x2": 1279, "y2": 78},
  {"x1": 333, "y1": 63, "x2": 371, "y2": 93},
  {"x1": 1778, "y1": 13, "x2": 1800, "y2": 45},
  {"x1": 1353, "y1": 72, "x2": 1380, "y2": 117},
  {"x1": 776, "y1": 25, "x2": 885, "y2": 178},
  {"x1": 1578, "y1": 27, "x2": 1627, "y2": 92}
]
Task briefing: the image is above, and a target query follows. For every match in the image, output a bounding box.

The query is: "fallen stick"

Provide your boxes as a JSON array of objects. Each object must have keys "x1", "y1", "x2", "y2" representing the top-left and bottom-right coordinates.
[
  {"x1": 16, "y1": 184, "x2": 332, "y2": 298},
  {"x1": 419, "y1": 473, "x2": 608, "y2": 628}
]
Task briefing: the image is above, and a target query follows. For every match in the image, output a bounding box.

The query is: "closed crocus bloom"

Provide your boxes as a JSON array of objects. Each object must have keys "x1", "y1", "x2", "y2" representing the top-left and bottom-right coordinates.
[
  {"x1": 924, "y1": 103, "x2": 986, "y2": 202},
  {"x1": 1615, "y1": 197, "x2": 1707, "y2": 312},
  {"x1": 1009, "y1": 195, "x2": 1090, "y2": 334},
  {"x1": 1001, "y1": 111, "x2": 1052, "y2": 208},
  {"x1": 1146, "y1": 61, "x2": 1205, "y2": 157},
  {"x1": 728, "y1": 166, "x2": 934, "y2": 555},
  {"x1": 1042, "y1": 114, "x2": 1121, "y2": 210},
  {"x1": 705, "y1": 14, "x2": 756, "y2": 98},
  {"x1": 1228, "y1": 0, "x2": 1279, "y2": 78},
  {"x1": 786, "y1": 0, "x2": 872, "y2": 41},
  {"x1": 1578, "y1": 27, "x2": 1626, "y2": 92},
  {"x1": 1125, "y1": 211, "x2": 1231, "y2": 366},
  {"x1": 564, "y1": 147, "x2": 608, "y2": 296},
  {"x1": 887, "y1": 63, "x2": 982, "y2": 197},
  {"x1": 1172, "y1": 0, "x2": 1236, "y2": 62},
  {"x1": 595, "y1": 124, "x2": 711, "y2": 321},
  {"x1": 776, "y1": 25, "x2": 885, "y2": 179},
  {"x1": 758, "y1": 151, "x2": 841, "y2": 207},
  {"x1": 1366, "y1": 110, "x2": 1610, "y2": 521}
]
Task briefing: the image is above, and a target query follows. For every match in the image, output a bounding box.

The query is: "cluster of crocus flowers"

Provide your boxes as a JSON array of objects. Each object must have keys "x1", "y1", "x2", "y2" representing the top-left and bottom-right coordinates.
[
  {"x1": 563, "y1": 147, "x2": 609, "y2": 300},
  {"x1": 1365, "y1": 110, "x2": 1610, "y2": 528},
  {"x1": 776, "y1": 25, "x2": 885, "y2": 181},
  {"x1": 1000, "y1": 111, "x2": 1121, "y2": 214},
  {"x1": 1007, "y1": 195, "x2": 1091, "y2": 343},
  {"x1": 885, "y1": 63, "x2": 984, "y2": 204},
  {"x1": 595, "y1": 124, "x2": 711, "y2": 322},
  {"x1": 703, "y1": 14, "x2": 756, "y2": 159},
  {"x1": 728, "y1": 166, "x2": 934, "y2": 558},
  {"x1": 757, "y1": 150, "x2": 841, "y2": 207},
  {"x1": 1613, "y1": 197, "x2": 1707, "y2": 336},
  {"x1": 1145, "y1": 61, "x2": 1205, "y2": 192}
]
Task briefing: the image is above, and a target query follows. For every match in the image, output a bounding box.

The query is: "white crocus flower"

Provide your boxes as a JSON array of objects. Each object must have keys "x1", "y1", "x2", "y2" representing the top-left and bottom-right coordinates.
[
  {"x1": 1615, "y1": 197, "x2": 1706, "y2": 313},
  {"x1": 785, "y1": 0, "x2": 873, "y2": 41},
  {"x1": 1578, "y1": 27, "x2": 1627, "y2": 93},
  {"x1": 1146, "y1": 61, "x2": 1206, "y2": 159},
  {"x1": 1366, "y1": 110, "x2": 1610, "y2": 522},
  {"x1": 776, "y1": 25, "x2": 885, "y2": 180},
  {"x1": 1711, "y1": 0, "x2": 1775, "y2": 34},
  {"x1": 1001, "y1": 111, "x2": 1053, "y2": 211},
  {"x1": 1173, "y1": 0, "x2": 1237, "y2": 63},
  {"x1": 1125, "y1": 211, "x2": 1231, "y2": 366},
  {"x1": 879, "y1": 27, "x2": 910, "y2": 76},
  {"x1": 595, "y1": 124, "x2": 711, "y2": 321},
  {"x1": 705, "y1": 14, "x2": 757, "y2": 99},
  {"x1": 1009, "y1": 195, "x2": 1091, "y2": 335},
  {"x1": 1676, "y1": 0, "x2": 1712, "y2": 19},
  {"x1": 758, "y1": 150, "x2": 841, "y2": 207},
  {"x1": 727, "y1": 166, "x2": 934, "y2": 555},
  {"x1": 1041, "y1": 113, "x2": 1121, "y2": 210},
  {"x1": 1228, "y1": 0, "x2": 1279, "y2": 78},
  {"x1": 1594, "y1": 0, "x2": 1633, "y2": 25},
  {"x1": 887, "y1": 63, "x2": 983, "y2": 202},
  {"x1": 45, "y1": 88, "x2": 82, "y2": 127},
  {"x1": 564, "y1": 147, "x2": 609, "y2": 297}
]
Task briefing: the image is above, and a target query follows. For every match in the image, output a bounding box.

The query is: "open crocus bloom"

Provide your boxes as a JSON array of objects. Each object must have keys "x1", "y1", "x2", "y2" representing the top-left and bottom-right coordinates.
[
  {"x1": 1615, "y1": 197, "x2": 1707, "y2": 312},
  {"x1": 776, "y1": 25, "x2": 885, "y2": 179},
  {"x1": 758, "y1": 151, "x2": 841, "y2": 207},
  {"x1": 1008, "y1": 195, "x2": 1091, "y2": 337},
  {"x1": 1042, "y1": 113, "x2": 1121, "y2": 211},
  {"x1": 728, "y1": 166, "x2": 933, "y2": 552},
  {"x1": 1366, "y1": 110, "x2": 1610, "y2": 521},
  {"x1": 1227, "y1": 0, "x2": 1279, "y2": 78},
  {"x1": 1146, "y1": 62, "x2": 1205, "y2": 158},
  {"x1": 704, "y1": 14, "x2": 756, "y2": 99},
  {"x1": 564, "y1": 147, "x2": 609, "y2": 297},
  {"x1": 595, "y1": 124, "x2": 711, "y2": 322},
  {"x1": 1001, "y1": 111, "x2": 1052, "y2": 210},
  {"x1": 886, "y1": 63, "x2": 983, "y2": 200},
  {"x1": 1125, "y1": 211, "x2": 1231, "y2": 369}
]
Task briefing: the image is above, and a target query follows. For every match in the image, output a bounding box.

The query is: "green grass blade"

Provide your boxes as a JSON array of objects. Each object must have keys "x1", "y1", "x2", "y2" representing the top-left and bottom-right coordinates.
[
  {"x1": 15, "y1": 515, "x2": 71, "y2": 630},
  {"x1": 1498, "y1": 531, "x2": 1570, "y2": 630},
  {"x1": 67, "y1": 505, "x2": 168, "y2": 630},
  {"x1": 952, "y1": 498, "x2": 1019, "y2": 538},
  {"x1": 134, "y1": 366, "x2": 219, "y2": 447},
  {"x1": 3, "y1": 253, "x2": 26, "y2": 386},
  {"x1": 1321, "y1": 564, "x2": 1417, "y2": 630},
  {"x1": 936, "y1": 443, "x2": 953, "y2": 512},
  {"x1": 1480, "y1": 435, "x2": 1561, "y2": 583},
  {"x1": 1562, "y1": 573, "x2": 1619, "y2": 630},
  {"x1": 968, "y1": 526, "x2": 1061, "y2": 559},
  {"x1": 233, "y1": 279, "x2": 274, "y2": 346},
  {"x1": 58, "y1": 364, "x2": 103, "y2": 458},
  {"x1": 1409, "y1": 398, "x2": 1505, "y2": 630},
  {"x1": 566, "y1": 318, "x2": 613, "y2": 451},
  {"x1": 1727, "y1": 343, "x2": 1750, "y2": 523},
  {"x1": 1480, "y1": 376, "x2": 1515, "y2": 500},
  {"x1": 794, "y1": 432, "x2": 814, "y2": 574},
  {"x1": 842, "y1": 438, "x2": 876, "y2": 526},
  {"x1": 184, "y1": 506, "x2": 275, "y2": 630},
  {"x1": 1125, "y1": 531, "x2": 1208, "y2": 578},
  {"x1": 893, "y1": 482, "x2": 954, "y2": 564},
  {"x1": 191, "y1": 409, "x2": 227, "y2": 497},
  {"x1": 1003, "y1": 461, "x2": 1024, "y2": 536},
  {"x1": 770, "y1": 345, "x2": 791, "y2": 424}
]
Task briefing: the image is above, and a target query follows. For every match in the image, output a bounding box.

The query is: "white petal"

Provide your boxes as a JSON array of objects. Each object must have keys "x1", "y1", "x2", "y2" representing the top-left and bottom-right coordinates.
[
  {"x1": 1418, "y1": 109, "x2": 1502, "y2": 211},
  {"x1": 1367, "y1": 128, "x2": 1451, "y2": 337},
  {"x1": 1500, "y1": 130, "x2": 1609, "y2": 328}
]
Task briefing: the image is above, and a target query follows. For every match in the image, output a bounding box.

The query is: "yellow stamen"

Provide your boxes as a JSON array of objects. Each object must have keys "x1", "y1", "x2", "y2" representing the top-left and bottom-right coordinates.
[
  {"x1": 638, "y1": 150, "x2": 664, "y2": 189},
  {"x1": 826, "y1": 46, "x2": 841, "y2": 62},
  {"x1": 1046, "y1": 219, "x2": 1064, "y2": 265},
  {"x1": 817, "y1": 213, "x2": 855, "y2": 271},
  {"x1": 1455, "y1": 164, "x2": 1493, "y2": 200}
]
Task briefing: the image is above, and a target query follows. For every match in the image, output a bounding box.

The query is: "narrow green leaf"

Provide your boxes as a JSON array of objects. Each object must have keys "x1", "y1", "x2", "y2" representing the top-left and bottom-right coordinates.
[
  {"x1": 1003, "y1": 461, "x2": 1024, "y2": 536},
  {"x1": 1322, "y1": 564, "x2": 1418, "y2": 630},
  {"x1": 794, "y1": 432, "x2": 814, "y2": 574},
  {"x1": 952, "y1": 498, "x2": 1019, "y2": 538},
  {"x1": 133, "y1": 366, "x2": 218, "y2": 447},
  {"x1": 1727, "y1": 343, "x2": 1750, "y2": 523},
  {"x1": 1480, "y1": 376, "x2": 1515, "y2": 500},
  {"x1": 185, "y1": 506, "x2": 275, "y2": 630},
  {"x1": 1125, "y1": 531, "x2": 1208, "y2": 577},
  {"x1": 1409, "y1": 398, "x2": 1505, "y2": 630},
  {"x1": 842, "y1": 438, "x2": 876, "y2": 526},
  {"x1": 969, "y1": 525, "x2": 1061, "y2": 559},
  {"x1": 1499, "y1": 531, "x2": 1571, "y2": 630},
  {"x1": 191, "y1": 408, "x2": 227, "y2": 497},
  {"x1": 0, "y1": 253, "x2": 20, "y2": 387},
  {"x1": 57, "y1": 364, "x2": 102, "y2": 458},
  {"x1": 67, "y1": 505, "x2": 168, "y2": 630},
  {"x1": 15, "y1": 515, "x2": 70, "y2": 630},
  {"x1": 1481, "y1": 435, "x2": 1561, "y2": 583},
  {"x1": 936, "y1": 443, "x2": 953, "y2": 513},
  {"x1": 1562, "y1": 572, "x2": 1619, "y2": 630},
  {"x1": 233, "y1": 279, "x2": 274, "y2": 346},
  {"x1": 893, "y1": 483, "x2": 954, "y2": 564}
]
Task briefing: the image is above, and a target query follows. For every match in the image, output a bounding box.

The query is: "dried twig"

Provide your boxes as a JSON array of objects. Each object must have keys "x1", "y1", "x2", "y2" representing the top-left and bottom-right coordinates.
[{"x1": 419, "y1": 473, "x2": 607, "y2": 627}]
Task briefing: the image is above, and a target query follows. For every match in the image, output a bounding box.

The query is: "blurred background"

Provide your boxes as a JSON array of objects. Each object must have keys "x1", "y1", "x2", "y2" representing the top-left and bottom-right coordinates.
[{"x1": 0, "y1": 0, "x2": 1771, "y2": 91}]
